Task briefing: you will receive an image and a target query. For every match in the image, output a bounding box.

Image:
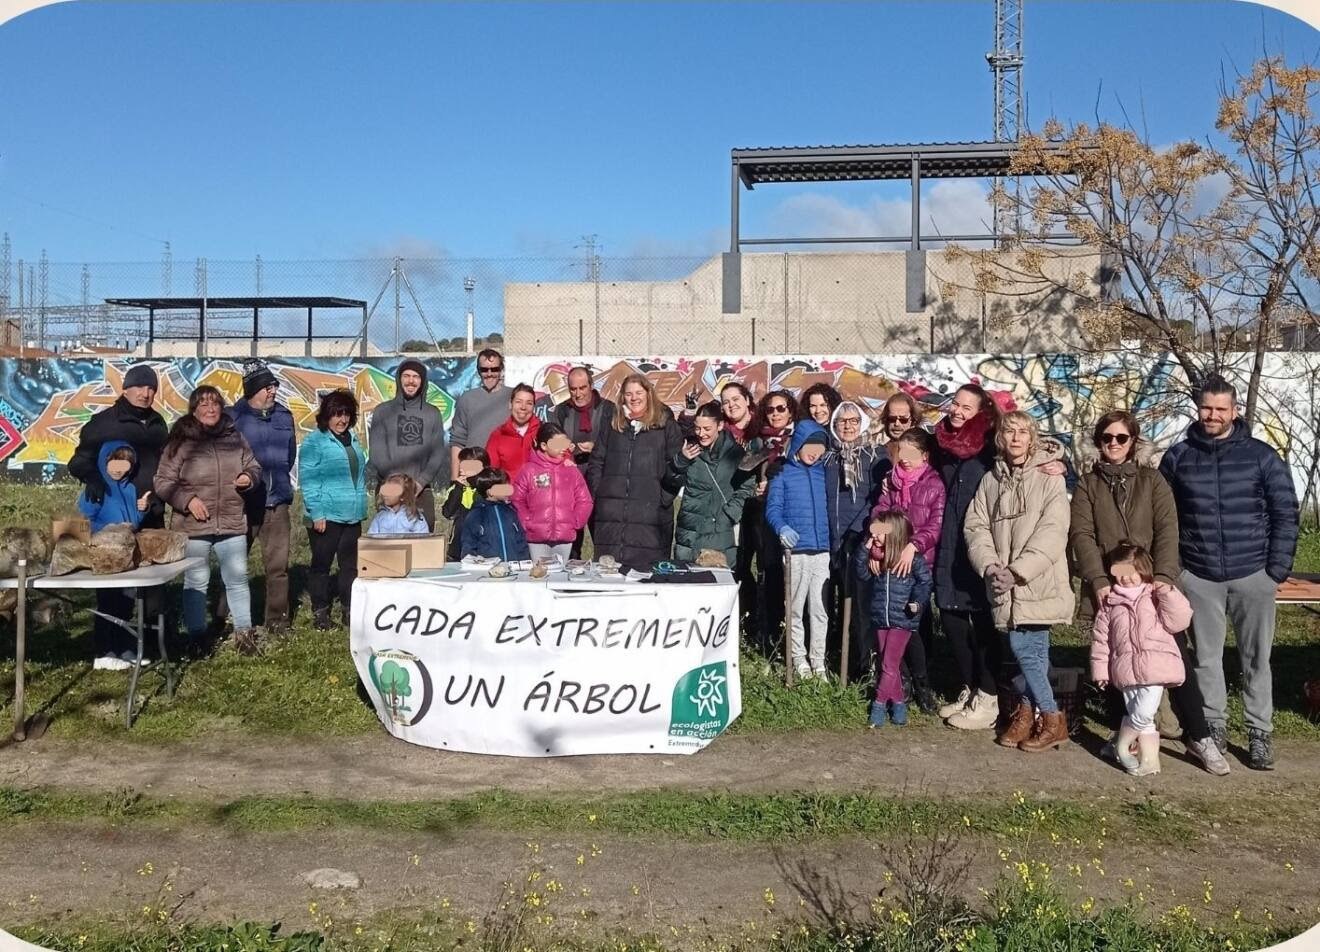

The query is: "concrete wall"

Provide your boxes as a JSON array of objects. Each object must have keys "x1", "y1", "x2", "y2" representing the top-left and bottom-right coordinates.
[{"x1": 503, "y1": 249, "x2": 1099, "y2": 356}]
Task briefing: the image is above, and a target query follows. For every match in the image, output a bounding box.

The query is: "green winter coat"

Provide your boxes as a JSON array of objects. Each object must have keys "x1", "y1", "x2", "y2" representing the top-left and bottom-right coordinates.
[{"x1": 667, "y1": 431, "x2": 756, "y2": 564}]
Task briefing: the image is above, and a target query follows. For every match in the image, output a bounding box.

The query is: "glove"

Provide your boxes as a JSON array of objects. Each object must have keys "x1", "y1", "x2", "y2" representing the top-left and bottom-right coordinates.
[
  {"x1": 82, "y1": 476, "x2": 107, "y2": 505},
  {"x1": 779, "y1": 527, "x2": 800, "y2": 549}
]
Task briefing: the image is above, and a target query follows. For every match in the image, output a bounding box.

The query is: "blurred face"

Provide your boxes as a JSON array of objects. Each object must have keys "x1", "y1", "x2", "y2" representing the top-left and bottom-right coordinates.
[
  {"x1": 328, "y1": 410, "x2": 351, "y2": 435},
  {"x1": 947, "y1": 389, "x2": 982, "y2": 429},
  {"x1": 379, "y1": 481, "x2": 404, "y2": 506},
  {"x1": 806, "y1": 394, "x2": 832, "y2": 425},
  {"x1": 868, "y1": 520, "x2": 886, "y2": 547},
  {"x1": 458, "y1": 459, "x2": 484, "y2": 479},
  {"x1": 693, "y1": 415, "x2": 721, "y2": 448},
  {"x1": 1110, "y1": 560, "x2": 1143, "y2": 587},
  {"x1": 544, "y1": 432, "x2": 573, "y2": 459},
  {"x1": 105, "y1": 458, "x2": 132, "y2": 481},
  {"x1": 884, "y1": 399, "x2": 914, "y2": 440},
  {"x1": 1098, "y1": 421, "x2": 1134, "y2": 464},
  {"x1": 835, "y1": 409, "x2": 862, "y2": 444},
  {"x1": 478, "y1": 356, "x2": 504, "y2": 390},
  {"x1": 1198, "y1": 392, "x2": 1236, "y2": 439},
  {"x1": 511, "y1": 391, "x2": 535, "y2": 425},
  {"x1": 623, "y1": 382, "x2": 649, "y2": 418},
  {"x1": 487, "y1": 482, "x2": 513, "y2": 501},
  {"x1": 248, "y1": 382, "x2": 278, "y2": 411},
  {"x1": 895, "y1": 442, "x2": 927, "y2": 471},
  {"x1": 1002, "y1": 422, "x2": 1032, "y2": 464},
  {"x1": 122, "y1": 384, "x2": 155, "y2": 409},
  {"x1": 400, "y1": 369, "x2": 423, "y2": 398},
  {"x1": 721, "y1": 387, "x2": 751, "y2": 425},
  {"x1": 567, "y1": 370, "x2": 593, "y2": 407},
  {"x1": 797, "y1": 442, "x2": 826, "y2": 466},
  {"x1": 193, "y1": 394, "x2": 223, "y2": 427},
  {"x1": 764, "y1": 398, "x2": 792, "y2": 428}
]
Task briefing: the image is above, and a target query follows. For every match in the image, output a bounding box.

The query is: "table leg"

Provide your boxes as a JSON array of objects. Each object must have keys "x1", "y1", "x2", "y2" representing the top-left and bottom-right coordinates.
[
  {"x1": 158, "y1": 611, "x2": 174, "y2": 698},
  {"x1": 125, "y1": 596, "x2": 144, "y2": 729},
  {"x1": 13, "y1": 559, "x2": 27, "y2": 742}
]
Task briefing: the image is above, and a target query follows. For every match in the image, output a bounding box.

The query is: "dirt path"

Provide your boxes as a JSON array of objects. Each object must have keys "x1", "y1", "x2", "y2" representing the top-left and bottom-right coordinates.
[
  {"x1": 4, "y1": 726, "x2": 1318, "y2": 803},
  {"x1": 3, "y1": 821, "x2": 1318, "y2": 937}
]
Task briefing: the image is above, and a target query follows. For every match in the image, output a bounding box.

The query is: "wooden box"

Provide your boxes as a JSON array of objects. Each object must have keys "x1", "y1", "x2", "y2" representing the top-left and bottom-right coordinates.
[
  {"x1": 51, "y1": 516, "x2": 91, "y2": 544},
  {"x1": 367, "y1": 533, "x2": 446, "y2": 570},
  {"x1": 358, "y1": 541, "x2": 413, "y2": 579}
]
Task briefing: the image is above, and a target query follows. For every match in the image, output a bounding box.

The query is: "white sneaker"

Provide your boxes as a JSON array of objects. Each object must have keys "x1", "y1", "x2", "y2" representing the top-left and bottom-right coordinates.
[
  {"x1": 794, "y1": 663, "x2": 812, "y2": 681},
  {"x1": 120, "y1": 651, "x2": 152, "y2": 668},
  {"x1": 1187, "y1": 736, "x2": 1231, "y2": 776},
  {"x1": 938, "y1": 687, "x2": 973, "y2": 719},
  {"x1": 946, "y1": 690, "x2": 1000, "y2": 730},
  {"x1": 810, "y1": 667, "x2": 829, "y2": 681},
  {"x1": 93, "y1": 654, "x2": 132, "y2": 671}
]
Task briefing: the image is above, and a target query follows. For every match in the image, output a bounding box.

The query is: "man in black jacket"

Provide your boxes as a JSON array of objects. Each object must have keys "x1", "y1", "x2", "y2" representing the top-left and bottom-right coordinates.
[
  {"x1": 67, "y1": 363, "x2": 169, "y2": 668},
  {"x1": 552, "y1": 366, "x2": 614, "y2": 558},
  {"x1": 1159, "y1": 375, "x2": 1299, "y2": 771}
]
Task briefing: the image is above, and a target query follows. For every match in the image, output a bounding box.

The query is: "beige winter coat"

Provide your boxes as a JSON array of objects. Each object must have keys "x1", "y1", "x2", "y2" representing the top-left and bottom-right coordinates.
[{"x1": 963, "y1": 449, "x2": 1075, "y2": 629}]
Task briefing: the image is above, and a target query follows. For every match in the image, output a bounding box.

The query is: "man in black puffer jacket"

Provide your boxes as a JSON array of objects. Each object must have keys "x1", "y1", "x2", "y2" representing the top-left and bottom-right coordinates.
[{"x1": 1159, "y1": 375, "x2": 1298, "y2": 771}]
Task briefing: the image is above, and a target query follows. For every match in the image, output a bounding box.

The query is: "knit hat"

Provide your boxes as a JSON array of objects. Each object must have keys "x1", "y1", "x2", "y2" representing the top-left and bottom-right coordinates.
[
  {"x1": 122, "y1": 364, "x2": 158, "y2": 391},
  {"x1": 242, "y1": 358, "x2": 278, "y2": 399},
  {"x1": 800, "y1": 430, "x2": 829, "y2": 448}
]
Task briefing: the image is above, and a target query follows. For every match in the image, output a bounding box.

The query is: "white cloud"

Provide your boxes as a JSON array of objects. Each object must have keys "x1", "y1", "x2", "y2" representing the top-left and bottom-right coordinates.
[{"x1": 764, "y1": 179, "x2": 996, "y2": 245}]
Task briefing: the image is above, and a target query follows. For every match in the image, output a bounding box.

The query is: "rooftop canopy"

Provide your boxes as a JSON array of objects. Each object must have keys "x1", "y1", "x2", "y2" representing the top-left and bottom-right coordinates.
[{"x1": 104, "y1": 296, "x2": 367, "y2": 310}]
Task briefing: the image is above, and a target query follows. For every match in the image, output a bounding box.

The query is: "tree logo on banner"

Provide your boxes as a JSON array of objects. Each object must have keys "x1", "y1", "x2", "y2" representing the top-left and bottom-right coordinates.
[
  {"x1": 367, "y1": 649, "x2": 434, "y2": 727},
  {"x1": 668, "y1": 662, "x2": 730, "y2": 741}
]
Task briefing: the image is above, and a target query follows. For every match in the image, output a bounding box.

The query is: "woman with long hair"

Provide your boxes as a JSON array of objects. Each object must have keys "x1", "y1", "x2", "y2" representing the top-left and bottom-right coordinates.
[
  {"x1": 154, "y1": 385, "x2": 263, "y2": 653},
  {"x1": 740, "y1": 389, "x2": 799, "y2": 654},
  {"x1": 668, "y1": 400, "x2": 756, "y2": 566},
  {"x1": 586, "y1": 374, "x2": 683, "y2": 570},
  {"x1": 798, "y1": 383, "x2": 842, "y2": 428}
]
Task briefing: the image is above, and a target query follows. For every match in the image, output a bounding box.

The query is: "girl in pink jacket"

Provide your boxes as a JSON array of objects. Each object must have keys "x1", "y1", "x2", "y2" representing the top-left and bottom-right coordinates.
[
  {"x1": 1090, "y1": 542, "x2": 1192, "y2": 778},
  {"x1": 512, "y1": 422, "x2": 593, "y2": 564}
]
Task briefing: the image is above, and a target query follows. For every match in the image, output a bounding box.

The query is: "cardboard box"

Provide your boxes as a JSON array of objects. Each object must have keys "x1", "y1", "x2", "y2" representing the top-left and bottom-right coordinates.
[
  {"x1": 366, "y1": 533, "x2": 447, "y2": 570},
  {"x1": 358, "y1": 541, "x2": 412, "y2": 578},
  {"x1": 51, "y1": 516, "x2": 91, "y2": 544}
]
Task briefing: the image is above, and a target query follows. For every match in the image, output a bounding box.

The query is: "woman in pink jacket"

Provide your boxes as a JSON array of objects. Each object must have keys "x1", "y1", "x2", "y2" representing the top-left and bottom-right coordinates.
[
  {"x1": 870, "y1": 428, "x2": 946, "y2": 713},
  {"x1": 1090, "y1": 541, "x2": 1193, "y2": 778},
  {"x1": 512, "y1": 422, "x2": 593, "y2": 563}
]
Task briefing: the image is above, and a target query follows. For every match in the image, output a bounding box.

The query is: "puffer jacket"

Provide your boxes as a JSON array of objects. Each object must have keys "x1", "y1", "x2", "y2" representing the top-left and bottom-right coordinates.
[
  {"x1": 964, "y1": 449, "x2": 1074, "y2": 629},
  {"x1": 77, "y1": 440, "x2": 145, "y2": 532},
  {"x1": 824, "y1": 402, "x2": 891, "y2": 544},
  {"x1": 68, "y1": 395, "x2": 168, "y2": 524},
  {"x1": 226, "y1": 399, "x2": 297, "y2": 508},
  {"x1": 298, "y1": 429, "x2": 369, "y2": 525},
  {"x1": 1158, "y1": 419, "x2": 1299, "y2": 583},
  {"x1": 853, "y1": 546, "x2": 932, "y2": 632},
  {"x1": 667, "y1": 430, "x2": 756, "y2": 563},
  {"x1": 765, "y1": 420, "x2": 831, "y2": 553},
  {"x1": 154, "y1": 418, "x2": 263, "y2": 537},
  {"x1": 1089, "y1": 583, "x2": 1191, "y2": 689},
  {"x1": 586, "y1": 407, "x2": 683, "y2": 570},
  {"x1": 460, "y1": 499, "x2": 531, "y2": 561},
  {"x1": 933, "y1": 415, "x2": 998, "y2": 612},
  {"x1": 1069, "y1": 459, "x2": 1181, "y2": 622},
  {"x1": 872, "y1": 464, "x2": 946, "y2": 566},
  {"x1": 512, "y1": 449, "x2": 593, "y2": 543},
  {"x1": 486, "y1": 416, "x2": 541, "y2": 481}
]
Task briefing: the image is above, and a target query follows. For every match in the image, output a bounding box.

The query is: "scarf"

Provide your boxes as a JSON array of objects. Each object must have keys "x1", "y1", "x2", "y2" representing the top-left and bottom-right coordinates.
[
  {"x1": 575, "y1": 392, "x2": 600, "y2": 437},
  {"x1": 889, "y1": 461, "x2": 930, "y2": 510},
  {"x1": 757, "y1": 424, "x2": 790, "y2": 463},
  {"x1": 836, "y1": 439, "x2": 864, "y2": 499},
  {"x1": 725, "y1": 418, "x2": 750, "y2": 447},
  {"x1": 935, "y1": 410, "x2": 994, "y2": 461},
  {"x1": 1097, "y1": 459, "x2": 1138, "y2": 511}
]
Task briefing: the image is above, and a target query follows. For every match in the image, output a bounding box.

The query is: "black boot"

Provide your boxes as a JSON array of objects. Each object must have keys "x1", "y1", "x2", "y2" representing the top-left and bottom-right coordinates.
[
  {"x1": 912, "y1": 678, "x2": 939, "y2": 716},
  {"x1": 313, "y1": 608, "x2": 333, "y2": 631}
]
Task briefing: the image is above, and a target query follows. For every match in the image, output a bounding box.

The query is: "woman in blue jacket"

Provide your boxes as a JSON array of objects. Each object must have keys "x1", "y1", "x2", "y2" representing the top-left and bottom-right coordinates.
[{"x1": 298, "y1": 390, "x2": 368, "y2": 630}]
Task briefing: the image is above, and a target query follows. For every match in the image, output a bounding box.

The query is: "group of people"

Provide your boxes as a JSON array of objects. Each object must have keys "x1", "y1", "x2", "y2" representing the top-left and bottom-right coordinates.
[{"x1": 67, "y1": 354, "x2": 1300, "y2": 774}]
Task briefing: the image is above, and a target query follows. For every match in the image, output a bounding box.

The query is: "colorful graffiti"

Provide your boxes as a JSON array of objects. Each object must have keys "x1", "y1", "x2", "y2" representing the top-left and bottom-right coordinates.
[{"x1": 2, "y1": 353, "x2": 1316, "y2": 503}]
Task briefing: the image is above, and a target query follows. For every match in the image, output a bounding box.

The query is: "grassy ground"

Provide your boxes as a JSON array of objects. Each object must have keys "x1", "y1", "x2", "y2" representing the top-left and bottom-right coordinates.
[{"x1": 2, "y1": 482, "x2": 1319, "y2": 742}]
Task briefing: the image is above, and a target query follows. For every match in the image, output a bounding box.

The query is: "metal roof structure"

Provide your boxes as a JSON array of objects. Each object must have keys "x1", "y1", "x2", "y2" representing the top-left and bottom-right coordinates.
[{"x1": 730, "y1": 141, "x2": 1058, "y2": 188}]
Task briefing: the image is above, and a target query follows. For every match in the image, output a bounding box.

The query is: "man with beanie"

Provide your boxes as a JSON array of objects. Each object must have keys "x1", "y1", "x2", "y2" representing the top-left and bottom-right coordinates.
[
  {"x1": 220, "y1": 358, "x2": 297, "y2": 632},
  {"x1": 368, "y1": 358, "x2": 448, "y2": 528},
  {"x1": 449, "y1": 348, "x2": 512, "y2": 477},
  {"x1": 68, "y1": 362, "x2": 169, "y2": 668}
]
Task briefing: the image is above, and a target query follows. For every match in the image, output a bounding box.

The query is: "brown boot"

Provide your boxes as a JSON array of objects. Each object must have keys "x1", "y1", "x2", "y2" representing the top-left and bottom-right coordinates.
[
  {"x1": 1019, "y1": 711, "x2": 1069, "y2": 752},
  {"x1": 996, "y1": 700, "x2": 1035, "y2": 748}
]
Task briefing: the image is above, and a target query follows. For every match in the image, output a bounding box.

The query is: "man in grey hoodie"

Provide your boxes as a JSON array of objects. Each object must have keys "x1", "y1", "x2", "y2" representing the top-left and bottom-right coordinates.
[
  {"x1": 449, "y1": 348, "x2": 513, "y2": 476},
  {"x1": 367, "y1": 358, "x2": 448, "y2": 528}
]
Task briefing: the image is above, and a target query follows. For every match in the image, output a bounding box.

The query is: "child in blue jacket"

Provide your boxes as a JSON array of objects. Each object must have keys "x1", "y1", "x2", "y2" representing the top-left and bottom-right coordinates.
[
  {"x1": 368, "y1": 473, "x2": 431, "y2": 536},
  {"x1": 855, "y1": 510, "x2": 933, "y2": 726},
  {"x1": 765, "y1": 420, "x2": 831, "y2": 679},
  {"x1": 460, "y1": 467, "x2": 531, "y2": 562},
  {"x1": 77, "y1": 440, "x2": 149, "y2": 532}
]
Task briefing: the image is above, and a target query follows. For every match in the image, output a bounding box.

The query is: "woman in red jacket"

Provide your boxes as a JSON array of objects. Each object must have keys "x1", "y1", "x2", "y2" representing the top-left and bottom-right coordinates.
[{"x1": 485, "y1": 383, "x2": 540, "y2": 480}]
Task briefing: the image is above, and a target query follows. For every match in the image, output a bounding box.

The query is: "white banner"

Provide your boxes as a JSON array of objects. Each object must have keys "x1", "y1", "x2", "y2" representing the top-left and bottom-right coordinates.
[{"x1": 350, "y1": 574, "x2": 742, "y2": 757}]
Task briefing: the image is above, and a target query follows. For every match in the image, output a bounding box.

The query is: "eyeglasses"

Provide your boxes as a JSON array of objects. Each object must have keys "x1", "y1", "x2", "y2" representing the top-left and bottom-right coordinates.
[
  {"x1": 479, "y1": 366, "x2": 503, "y2": 376},
  {"x1": 838, "y1": 417, "x2": 861, "y2": 426},
  {"x1": 885, "y1": 415, "x2": 911, "y2": 425},
  {"x1": 1100, "y1": 432, "x2": 1131, "y2": 445},
  {"x1": 767, "y1": 405, "x2": 790, "y2": 415}
]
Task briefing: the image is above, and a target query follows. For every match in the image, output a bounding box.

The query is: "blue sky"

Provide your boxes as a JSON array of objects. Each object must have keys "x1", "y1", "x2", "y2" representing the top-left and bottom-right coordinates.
[{"x1": 0, "y1": 0, "x2": 1317, "y2": 270}]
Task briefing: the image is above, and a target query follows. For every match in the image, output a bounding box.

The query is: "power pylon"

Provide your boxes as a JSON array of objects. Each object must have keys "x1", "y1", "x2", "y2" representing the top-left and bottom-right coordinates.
[{"x1": 987, "y1": 0, "x2": 1024, "y2": 239}]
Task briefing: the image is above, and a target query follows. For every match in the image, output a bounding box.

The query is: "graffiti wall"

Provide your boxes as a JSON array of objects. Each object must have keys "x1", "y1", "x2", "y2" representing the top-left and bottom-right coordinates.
[{"x1": 3, "y1": 353, "x2": 1318, "y2": 504}]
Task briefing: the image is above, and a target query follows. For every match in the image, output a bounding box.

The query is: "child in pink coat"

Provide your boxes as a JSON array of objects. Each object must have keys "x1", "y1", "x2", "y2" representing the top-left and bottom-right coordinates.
[
  {"x1": 511, "y1": 422, "x2": 593, "y2": 564},
  {"x1": 1090, "y1": 541, "x2": 1192, "y2": 777}
]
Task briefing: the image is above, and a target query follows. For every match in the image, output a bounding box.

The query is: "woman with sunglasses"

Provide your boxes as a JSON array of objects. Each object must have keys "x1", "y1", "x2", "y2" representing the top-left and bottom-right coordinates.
[
  {"x1": 1069, "y1": 410, "x2": 1229, "y2": 775},
  {"x1": 740, "y1": 390, "x2": 798, "y2": 655}
]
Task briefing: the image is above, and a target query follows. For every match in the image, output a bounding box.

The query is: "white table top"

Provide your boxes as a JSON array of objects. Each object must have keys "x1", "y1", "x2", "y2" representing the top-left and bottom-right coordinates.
[
  {"x1": 392, "y1": 560, "x2": 736, "y2": 589},
  {"x1": 0, "y1": 556, "x2": 204, "y2": 590}
]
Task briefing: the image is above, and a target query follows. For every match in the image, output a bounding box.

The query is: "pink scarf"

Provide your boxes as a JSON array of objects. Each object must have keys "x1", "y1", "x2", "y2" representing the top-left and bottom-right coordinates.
[{"x1": 889, "y1": 462, "x2": 930, "y2": 510}]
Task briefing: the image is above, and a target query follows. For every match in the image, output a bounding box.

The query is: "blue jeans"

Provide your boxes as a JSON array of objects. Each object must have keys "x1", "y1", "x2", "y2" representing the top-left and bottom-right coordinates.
[
  {"x1": 1008, "y1": 626, "x2": 1057, "y2": 714},
  {"x1": 184, "y1": 534, "x2": 251, "y2": 636}
]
